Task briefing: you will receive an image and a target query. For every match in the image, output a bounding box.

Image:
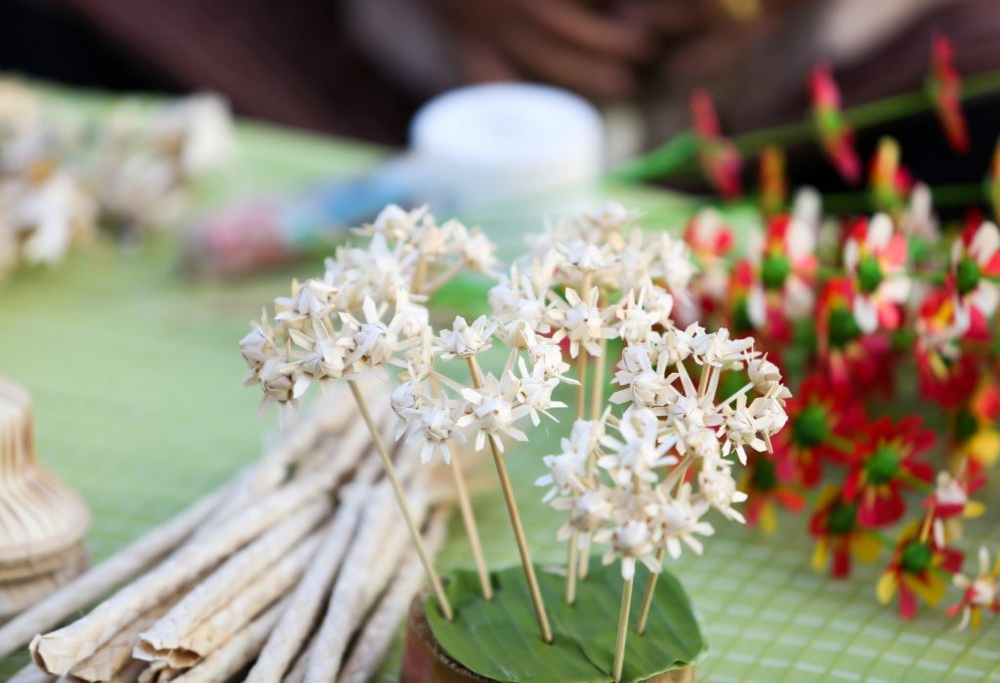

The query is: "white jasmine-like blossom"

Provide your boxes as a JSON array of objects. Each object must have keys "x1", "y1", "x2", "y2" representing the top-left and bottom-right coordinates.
[
  {"x1": 391, "y1": 379, "x2": 422, "y2": 421},
  {"x1": 393, "y1": 289, "x2": 429, "y2": 339},
  {"x1": 361, "y1": 203, "x2": 427, "y2": 242},
  {"x1": 460, "y1": 227, "x2": 498, "y2": 273},
  {"x1": 698, "y1": 463, "x2": 747, "y2": 523},
  {"x1": 516, "y1": 358, "x2": 565, "y2": 426},
  {"x1": 610, "y1": 346, "x2": 675, "y2": 408},
  {"x1": 550, "y1": 285, "x2": 613, "y2": 358},
  {"x1": 654, "y1": 483, "x2": 714, "y2": 559},
  {"x1": 457, "y1": 372, "x2": 530, "y2": 452},
  {"x1": 598, "y1": 519, "x2": 661, "y2": 581},
  {"x1": 554, "y1": 488, "x2": 615, "y2": 542},
  {"x1": 529, "y1": 339, "x2": 573, "y2": 381},
  {"x1": 614, "y1": 287, "x2": 667, "y2": 346},
  {"x1": 536, "y1": 431, "x2": 592, "y2": 502},
  {"x1": 691, "y1": 327, "x2": 753, "y2": 367},
  {"x1": 341, "y1": 297, "x2": 399, "y2": 369},
  {"x1": 720, "y1": 396, "x2": 767, "y2": 465},
  {"x1": 437, "y1": 315, "x2": 495, "y2": 359},
  {"x1": 746, "y1": 355, "x2": 783, "y2": 396},
  {"x1": 293, "y1": 328, "x2": 352, "y2": 385},
  {"x1": 402, "y1": 401, "x2": 466, "y2": 464},
  {"x1": 489, "y1": 263, "x2": 551, "y2": 333},
  {"x1": 648, "y1": 233, "x2": 697, "y2": 295},
  {"x1": 598, "y1": 408, "x2": 678, "y2": 485},
  {"x1": 274, "y1": 277, "x2": 337, "y2": 326}
]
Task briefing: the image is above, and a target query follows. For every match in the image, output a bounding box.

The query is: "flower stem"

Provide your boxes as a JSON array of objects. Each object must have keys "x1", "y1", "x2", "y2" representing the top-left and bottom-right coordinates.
[
  {"x1": 612, "y1": 68, "x2": 1000, "y2": 183},
  {"x1": 348, "y1": 379, "x2": 453, "y2": 621},
  {"x1": 450, "y1": 441, "x2": 494, "y2": 601},
  {"x1": 566, "y1": 536, "x2": 578, "y2": 605},
  {"x1": 465, "y1": 357, "x2": 553, "y2": 643},
  {"x1": 613, "y1": 575, "x2": 635, "y2": 682},
  {"x1": 635, "y1": 548, "x2": 666, "y2": 636},
  {"x1": 578, "y1": 535, "x2": 591, "y2": 580},
  {"x1": 429, "y1": 375, "x2": 492, "y2": 601}
]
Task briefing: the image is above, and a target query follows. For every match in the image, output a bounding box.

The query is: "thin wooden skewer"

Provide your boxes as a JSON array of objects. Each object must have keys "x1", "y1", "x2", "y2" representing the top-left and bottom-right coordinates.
[
  {"x1": 613, "y1": 575, "x2": 634, "y2": 683},
  {"x1": 449, "y1": 453, "x2": 493, "y2": 600},
  {"x1": 466, "y1": 357, "x2": 553, "y2": 643},
  {"x1": 347, "y1": 380, "x2": 453, "y2": 621},
  {"x1": 634, "y1": 548, "x2": 665, "y2": 635},
  {"x1": 427, "y1": 374, "x2": 492, "y2": 600},
  {"x1": 565, "y1": 539, "x2": 578, "y2": 605}
]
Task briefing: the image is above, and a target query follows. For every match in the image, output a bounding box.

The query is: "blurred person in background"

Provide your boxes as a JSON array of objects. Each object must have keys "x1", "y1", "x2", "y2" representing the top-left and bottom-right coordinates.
[{"x1": 3, "y1": 0, "x2": 998, "y2": 189}]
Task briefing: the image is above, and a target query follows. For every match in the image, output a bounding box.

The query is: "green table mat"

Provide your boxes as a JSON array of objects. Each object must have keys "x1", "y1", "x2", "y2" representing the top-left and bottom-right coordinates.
[{"x1": 0, "y1": 86, "x2": 998, "y2": 682}]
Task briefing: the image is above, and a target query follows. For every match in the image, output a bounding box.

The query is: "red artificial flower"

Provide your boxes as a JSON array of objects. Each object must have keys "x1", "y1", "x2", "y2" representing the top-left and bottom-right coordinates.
[
  {"x1": 843, "y1": 416, "x2": 935, "y2": 527},
  {"x1": 951, "y1": 220, "x2": 1000, "y2": 320},
  {"x1": 946, "y1": 546, "x2": 1000, "y2": 631},
  {"x1": 683, "y1": 208, "x2": 735, "y2": 317},
  {"x1": 810, "y1": 63, "x2": 860, "y2": 185},
  {"x1": 915, "y1": 285, "x2": 980, "y2": 409},
  {"x1": 843, "y1": 214, "x2": 909, "y2": 333},
  {"x1": 690, "y1": 89, "x2": 742, "y2": 199},
  {"x1": 760, "y1": 214, "x2": 819, "y2": 321},
  {"x1": 815, "y1": 276, "x2": 896, "y2": 393},
  {"x1": 876, "y1": 520, "x2": 963, "y2": 619},
  {"x1": 923, "y1": 471, "x2": 985, "y2": 521},
  {"x1": 759, "y1": 145, "x2": 787, "y2": 216},
  {"x1": 809, "y1": 485, "x2": 882, "y2": 578},
  {"x1": 926, "y1": 33, "x2": 969, "y2": 153},
  {"x1": 740, "y1": 452, "x2": 805, "y2": 534},
  {"x1": 869, "y1": 137, "x2": 912, "y2": 214},
  {"x1": 772, "y1": 372, "x2": 863, "y2": 487},
  {"x1": 952, "y1": 378, "x2": 1000, "y2": 476}
]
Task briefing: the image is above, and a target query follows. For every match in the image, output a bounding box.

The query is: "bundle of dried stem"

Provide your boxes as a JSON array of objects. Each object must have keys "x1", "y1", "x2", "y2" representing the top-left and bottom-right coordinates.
[{"x1": 9, "y1": 384, "x2": 454, "y2": 682}]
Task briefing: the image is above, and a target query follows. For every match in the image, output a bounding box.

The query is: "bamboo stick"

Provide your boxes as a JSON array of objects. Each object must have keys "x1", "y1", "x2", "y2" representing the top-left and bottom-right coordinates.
[
  {"x1": 346, "y1": 379, "x2": 452, "y2": 622},
  {"x1": 634, "y1": 548, "x2": 666, "y2": 636},
  {"x1": 467, "y1": 356, "x2": 552, "y2": 643},
  {"x1": 612, "y1": 577, "x2": 634, "y2": 683}
]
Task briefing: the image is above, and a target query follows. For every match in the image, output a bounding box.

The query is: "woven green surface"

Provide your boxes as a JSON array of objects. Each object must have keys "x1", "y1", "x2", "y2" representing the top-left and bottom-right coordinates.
[{"x1": 1, "y1": 88, "x2": 998, "y2": 681}]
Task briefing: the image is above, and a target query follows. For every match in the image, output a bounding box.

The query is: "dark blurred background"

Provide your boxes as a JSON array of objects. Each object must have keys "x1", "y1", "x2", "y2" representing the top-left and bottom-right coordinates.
[{"x1": 3, "y1": 0, "x2": 998, "y2": 194}]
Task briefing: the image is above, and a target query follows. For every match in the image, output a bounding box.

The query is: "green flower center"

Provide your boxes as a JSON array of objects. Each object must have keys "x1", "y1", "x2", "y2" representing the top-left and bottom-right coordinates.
[
  {"x1": 955, "y1": 408, "x2": 979, "y2": 444},
  {"x1": 751, "y1": 456, "x2": 778, "y2": 491},
  {"x1": 762, "y1": 254, "x2": 791, "y2": 290},
  {"x1": 732, "y1": 299, "x2": 755, "y2": 334},
  {"x1": 864, "y1": 445, "x2": 900, "y2": 484},
  {"x1": 828, "y1": 307, "x2": 861, "y2": 347},
  {"x1": 857, "y1": 257, "x2": 883, "y2": 294},
  {"x1": 827, "y1": 501, "x2": 857, "y2": 535},
  {"x1": 900, "y1": 540, "x2": 933, "y2": 574},
  {"x1": 792, "y1": 405, "x2": 829, "y2": 448},
  {"x1": 956, "y1": 258, "x2": 981, "y2": 296}
]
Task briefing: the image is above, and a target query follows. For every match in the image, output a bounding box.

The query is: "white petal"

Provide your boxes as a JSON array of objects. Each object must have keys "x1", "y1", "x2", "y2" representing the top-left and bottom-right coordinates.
[
  {"x1": 868, "y1": 213, "x2": 894, "y2": 250},
  {"x1": 878, "y1": 276, "x2": 911, "y2": 303},
  {"x1": 972, "y1": 282, "x2": 999, "y2": 317},
  {"x1": 970, "y1": 222, "x2": 1000, "y2": 264},
  {"x1": 853, "y1": 296, "x2": 879, "y2": 334}
]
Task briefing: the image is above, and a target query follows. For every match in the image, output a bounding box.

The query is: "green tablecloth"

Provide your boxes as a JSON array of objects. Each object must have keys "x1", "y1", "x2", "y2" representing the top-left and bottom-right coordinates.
[{"x1": 1, "y1": 89, "x2": 998, "y2": 682}]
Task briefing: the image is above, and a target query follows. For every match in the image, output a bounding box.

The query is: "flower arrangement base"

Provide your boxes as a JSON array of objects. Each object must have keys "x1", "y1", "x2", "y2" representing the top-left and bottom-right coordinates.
[{"x1": 402, "y1": 559, "x2": 702, "y2": 683}]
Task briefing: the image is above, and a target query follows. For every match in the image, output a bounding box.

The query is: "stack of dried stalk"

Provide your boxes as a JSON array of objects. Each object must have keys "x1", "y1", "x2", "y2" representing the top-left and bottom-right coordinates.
[{"x1": 2, "y1": 383, "x2": 454, "y2": 682}]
